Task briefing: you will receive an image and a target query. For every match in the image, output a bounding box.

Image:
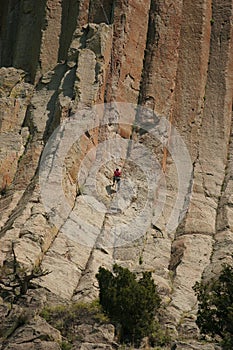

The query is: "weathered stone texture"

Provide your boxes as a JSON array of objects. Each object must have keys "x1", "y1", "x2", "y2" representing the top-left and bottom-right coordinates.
[
  {"x1": 1, "y1": 317, "x2": 61, "y2": 350},
  {"x1": 0, "y1": 68, "x2": 33, "y2": 190},
  {"x1": 105, "y1": 0, "x2": 150, "y2": 103},
  {"x1": 140, "y1": 0, "x2": 184, "y2": 116},
  {"x1": 0, "y1": 0, "x2": 233, "y2": 349},
  {"x1": 39, "y1": 0, "x2": 63, "y2": 77}
]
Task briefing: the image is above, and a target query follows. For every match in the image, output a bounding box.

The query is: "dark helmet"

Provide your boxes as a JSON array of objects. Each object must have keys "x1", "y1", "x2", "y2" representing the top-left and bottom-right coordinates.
[{"x1": 116, "y1": 168, "x2": 119, "y2": 171}]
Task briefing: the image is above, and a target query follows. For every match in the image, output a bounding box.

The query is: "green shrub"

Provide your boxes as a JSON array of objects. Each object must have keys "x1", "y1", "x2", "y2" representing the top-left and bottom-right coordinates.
[
  {"x1": 40, "y1": 300, "x2": 108, "y2": 343},
  {"x1": 96, "y1": 264, "x2": 161, "y2": 345},
  {"x1": 60, "y1": 341, "x2": 73, "y2": 350},
  {"x1": 193, "y1": 263, "x2": 233, "y2": 349},
  {"x1": 149, "y1": 321, "x2": 171, "y2": 347}
]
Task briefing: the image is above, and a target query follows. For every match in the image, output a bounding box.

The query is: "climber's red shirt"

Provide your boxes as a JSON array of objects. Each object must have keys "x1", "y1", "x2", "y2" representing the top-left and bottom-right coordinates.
[{"x1": 114, "y1": 170, "x2": 121, "y2": 177}]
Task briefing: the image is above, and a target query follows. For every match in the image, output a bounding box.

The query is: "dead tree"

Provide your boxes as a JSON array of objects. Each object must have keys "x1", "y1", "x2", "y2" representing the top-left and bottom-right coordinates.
[{"x1": 0, "y1": 243, "x2": 50, "y2": 301}]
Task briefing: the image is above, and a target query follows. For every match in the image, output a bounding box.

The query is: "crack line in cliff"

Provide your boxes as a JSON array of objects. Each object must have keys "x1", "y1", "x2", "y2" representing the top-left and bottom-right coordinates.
[
  {"x1": 211, "y1": 111, "x2": 233, "y2": 262},
  {"x1": 72, "y1": 120, "x2": 137, "y2": 297},
  {"x1": 72, "y1": 112, "x2": 165, "y2": 299},
  {"x1": 0, "y1": 175, "x2": 38, "y2": 239}
]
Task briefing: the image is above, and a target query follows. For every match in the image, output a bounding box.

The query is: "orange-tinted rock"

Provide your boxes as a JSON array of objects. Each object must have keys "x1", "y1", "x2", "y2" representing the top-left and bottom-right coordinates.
[{"x1": 0, "y1": 1, "x2": 233, "y2": 348}]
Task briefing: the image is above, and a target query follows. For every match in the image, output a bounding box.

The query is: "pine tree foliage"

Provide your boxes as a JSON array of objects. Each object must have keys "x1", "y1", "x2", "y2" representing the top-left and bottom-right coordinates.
[
  {"x1": 96, "y1": 264, "x2": 161, "y2": 344},
  {"x1": 194, "y1": 264, "x2": 233, "y2": 349}
]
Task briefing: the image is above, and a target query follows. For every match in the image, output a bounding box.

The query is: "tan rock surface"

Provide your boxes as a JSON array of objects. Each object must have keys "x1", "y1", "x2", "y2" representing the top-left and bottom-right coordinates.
[
  {"x1": 2, "y1": 317, "x2": 61, "y2": 350},
  {"x1": 0, "y1": 1, "x2": 233, "y2": 349}
]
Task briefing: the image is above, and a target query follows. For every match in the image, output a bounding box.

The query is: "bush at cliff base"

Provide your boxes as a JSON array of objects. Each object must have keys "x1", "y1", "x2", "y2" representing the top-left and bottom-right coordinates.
[
  {"x1": 194, "y1": 264, "x2": 233, "y2": 350},
  {"x1": 96, "y1": 264, "x2": 161, "y2": 345}
]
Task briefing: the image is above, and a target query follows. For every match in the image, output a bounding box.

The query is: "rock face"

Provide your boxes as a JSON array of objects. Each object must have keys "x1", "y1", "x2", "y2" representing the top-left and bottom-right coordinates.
[{"x1": 0, "y1": 0, "x2": 233, "y2": 349}]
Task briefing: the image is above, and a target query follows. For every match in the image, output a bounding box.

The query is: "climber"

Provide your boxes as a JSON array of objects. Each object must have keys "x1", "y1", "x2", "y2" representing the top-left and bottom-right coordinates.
[{"x1": 112, "y1": 168, "x2": 121, "y2": 189}]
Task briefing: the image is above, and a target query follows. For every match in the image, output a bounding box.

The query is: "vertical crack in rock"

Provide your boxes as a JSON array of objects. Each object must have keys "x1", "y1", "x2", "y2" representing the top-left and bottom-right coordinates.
[
  {"x1": 167, "y1": 0, "x2": 233, "y2": 338},
  {"x1": 165, "y1": 0, "x2": 212, "y2": 334},
  {"x1": 104, "y1": 0, "x2": 150, "y2": 103},
  {"x1": 203, "y1": 112, "x2": 233, "y2": 281},
  {"x1": 0, "y1": 1, "x2": 47, "y2": 82},
  {"x1": 58, "y1": 0, "x2": 80, "y2": 61},
  {"x1": 69, "y1": 0, "x2": 155, "y2": 299}
]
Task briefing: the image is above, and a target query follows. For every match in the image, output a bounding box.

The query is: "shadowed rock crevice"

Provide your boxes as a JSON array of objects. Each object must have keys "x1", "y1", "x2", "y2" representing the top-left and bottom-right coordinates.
[
  {"x1": 138, "y1": 0, "x2": 160, "y2": 107},
  {"x1": 0, "y1": 0, "x2": 47, "y2": 82},
  {"x1": 89, "y1": 0, "x2": 115, "y2": 25},
  {"x1": 0, "y1": 0, "x2": 21, "y2": 67},
  {"x1": 58, "y1": 0, "x2": 80, "y2": 62}
]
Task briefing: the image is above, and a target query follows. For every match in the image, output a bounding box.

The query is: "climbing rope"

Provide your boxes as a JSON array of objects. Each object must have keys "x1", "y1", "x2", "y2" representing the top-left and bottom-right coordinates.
[
  {"x1": 98, "y1": 0, "x2": 110, "y2": 25},
  {"x1": 96, "y1": 1, "x2": 138, "y2": 263}
]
